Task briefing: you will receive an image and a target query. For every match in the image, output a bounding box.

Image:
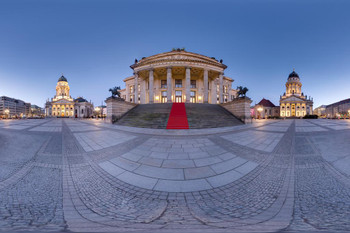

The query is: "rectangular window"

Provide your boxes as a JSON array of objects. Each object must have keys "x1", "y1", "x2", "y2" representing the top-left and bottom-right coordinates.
[
  {"x1": 130, "y1": 85, "x2": 133, "y2": 93},
  {"x1": 138, "y1": 84, "x2": 140, "y2": 92},
  {"x1": 190, "y1": 80, "x2": 196, "y2": 88},
  {"x1": 217, "y1": 85, "x2": 219, "y2": 92},
  {"x1": 175, "y1": 79, "x2": 182, "y2": 88},
  {"x1": 161, "y1": 80, "x2": 167, "y2": 89},
  {"x1": 224, "y1": 86, "x2": 227, "y2": 93}
]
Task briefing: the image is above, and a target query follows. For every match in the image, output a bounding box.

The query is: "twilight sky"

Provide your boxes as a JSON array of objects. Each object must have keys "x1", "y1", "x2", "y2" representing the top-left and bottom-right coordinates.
[{"x1": 0, "y1": 0, "x2": 349, "y2": 108}]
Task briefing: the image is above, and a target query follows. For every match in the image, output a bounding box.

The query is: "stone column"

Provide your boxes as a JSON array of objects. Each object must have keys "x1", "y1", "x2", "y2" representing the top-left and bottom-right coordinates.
[
  {"x1": 141, "y1": 78, "x2": 146, "y2": 104},
  {"x1": 228, "y1": 84, "x2": 232, "y2": 102},
  {"x1": 149, "y1": 69, "x2": 154, "y2": 103},
  {"x1": 211, "y1": 79, "x2": 217, "y2": 104},
  {"x1": 185, "y1": 67, "x2": 191, "y2": 103},
  {"x1": 219, "y1": 72, "x2": 223, "y2": 103},
  {"x1": 134, "y1": 72, "x2": 138, "y2": 104},
  {"x1": 167, "y1": 67, "x2": 172, "y2": 103},
  {"x1": 203, "y1": 69, "x2": 209, "y2": 103},
  {"x1": 126, "y1": 84, "x2": 129, "y2": 102}
]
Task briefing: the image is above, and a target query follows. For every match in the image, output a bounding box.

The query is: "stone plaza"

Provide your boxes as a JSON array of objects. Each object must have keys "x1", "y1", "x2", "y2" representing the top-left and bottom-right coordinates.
[{"x1": 1, "y1": 118, "x2": 350, "y2": 232}]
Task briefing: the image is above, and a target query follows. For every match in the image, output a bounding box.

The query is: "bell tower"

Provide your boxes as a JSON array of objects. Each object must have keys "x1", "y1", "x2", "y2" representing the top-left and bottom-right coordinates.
[{"x1": 285, "y1": 69, "x2": 302, "y2": 97}]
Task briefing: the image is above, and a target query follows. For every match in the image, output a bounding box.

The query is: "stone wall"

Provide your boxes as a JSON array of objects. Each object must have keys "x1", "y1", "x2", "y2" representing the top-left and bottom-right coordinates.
[
  {"x1": 105, "y1": 97, "x2": 137, "y2": 123},
  {"x1": 221, "y1": 97, "x2": 253, "y2": 124}
]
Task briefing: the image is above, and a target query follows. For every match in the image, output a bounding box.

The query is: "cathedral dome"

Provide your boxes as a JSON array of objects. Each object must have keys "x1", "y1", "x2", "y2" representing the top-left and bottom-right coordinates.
[
  {"x1": 58, "y1": 75, "x2": 68, "y2": 82},
  {"x1": 288, "y1": 71, "x2": 299, "y2": 79}
]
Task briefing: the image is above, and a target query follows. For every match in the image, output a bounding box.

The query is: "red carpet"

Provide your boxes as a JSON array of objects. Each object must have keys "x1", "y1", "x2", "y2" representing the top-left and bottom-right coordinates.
[{"x1": 166, "y1": 103, "x2": 189, "y2": 129}]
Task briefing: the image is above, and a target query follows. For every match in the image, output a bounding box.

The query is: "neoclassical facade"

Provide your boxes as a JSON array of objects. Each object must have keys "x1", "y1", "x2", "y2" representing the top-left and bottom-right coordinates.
[
  {"x1": 45, "y1": 75, "x2": 93, "y2": 118},
  {"x1": 280, "y1": 70, "x2": 313, "y2": 117},
  {"x1": 119, "y1": 49, "x2": 237, "y2": 104}
]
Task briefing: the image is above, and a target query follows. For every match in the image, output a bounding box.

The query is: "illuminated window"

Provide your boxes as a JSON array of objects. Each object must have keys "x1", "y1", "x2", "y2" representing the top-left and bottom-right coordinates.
[
  {"x1": 161, "y1": 80, "x2": 167, "y2": 88},
  {"x1": 175, "y1": 79, "x2": 182, "y2": 88},
  {"x1": 190, "y1": 80, "x2": 196, "y2": 88}
]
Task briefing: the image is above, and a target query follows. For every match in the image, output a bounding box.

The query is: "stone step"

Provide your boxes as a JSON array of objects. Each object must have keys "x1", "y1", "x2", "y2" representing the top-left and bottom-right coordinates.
[{"x1": 115, "y1": 103, "x2": 243, "y2": 129}]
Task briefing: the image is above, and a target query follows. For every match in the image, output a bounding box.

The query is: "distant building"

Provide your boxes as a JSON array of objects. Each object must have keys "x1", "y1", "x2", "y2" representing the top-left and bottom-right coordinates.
[
  {"x1": 325, "y1": 98, "x2": 350, "y2": 118},
  {"x1": 94, "y1": 105, "x2": 106, "y2": 117},
  {"x1": 74, "y1": 97, "x2": 94, "y2": 118},
  {"x1": 30, "y1": 105, "x2": 45, "y2": 117},
  {"x1": 45, "y1": 75, "x2": 94, "y2": 118},
  {"x1": 0, "y1": 96, "x2": 31, "y2": 118},
  {"x1": 252, "y1": 98, "x2": 280, "y2": 119},
  {"x1": 313, "y1": 105, "x2": 326, "y2": 117},
  {"x1": 280, "y1": 70, "x2": 313, "y2": 117}
]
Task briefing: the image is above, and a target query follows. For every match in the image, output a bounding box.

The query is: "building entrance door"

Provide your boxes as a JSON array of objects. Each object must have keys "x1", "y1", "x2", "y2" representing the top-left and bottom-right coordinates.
[
  {"x1": 291, "y1": 104, "x2": 296, "y2": 116},
  {"x1": 175, "y1": 91, "x2": 182, "y2": 103}
]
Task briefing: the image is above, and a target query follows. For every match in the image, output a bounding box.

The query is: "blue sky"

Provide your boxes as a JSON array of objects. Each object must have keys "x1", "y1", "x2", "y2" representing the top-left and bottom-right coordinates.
[{"x1": 0, "y1": 0, "x2": 349, "y2": 108}]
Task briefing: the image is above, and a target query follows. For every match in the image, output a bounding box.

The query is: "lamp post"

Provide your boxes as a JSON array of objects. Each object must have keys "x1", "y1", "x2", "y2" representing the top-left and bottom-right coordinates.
[
  {"x1": 94, "y1": 107, "x2": 100, "y2": 119},
  {"x1": 257, "y1": 107, "x2": 263, "y2": 120}
]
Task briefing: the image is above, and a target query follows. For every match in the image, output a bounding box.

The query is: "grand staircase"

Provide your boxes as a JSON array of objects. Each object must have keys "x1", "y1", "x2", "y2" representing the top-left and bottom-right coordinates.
[
  {"x1": 115, "y1": 103, "x2": 243, "y2": 129},
  {"x1": 185, "y1": 103, "x2": 243, "y2": 128}
]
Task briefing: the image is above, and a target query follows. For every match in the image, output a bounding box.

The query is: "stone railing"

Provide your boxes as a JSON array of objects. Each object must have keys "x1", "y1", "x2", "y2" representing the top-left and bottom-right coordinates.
[
  {"x1": 221, "y1": 97, "x2": 252, "y2": 124},
  {"x1": 105, "y1": 97, "x2": 137, "y2": 123}
]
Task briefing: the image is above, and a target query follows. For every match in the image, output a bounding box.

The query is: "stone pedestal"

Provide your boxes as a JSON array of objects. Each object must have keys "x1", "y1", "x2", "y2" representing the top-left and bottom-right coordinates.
[
  {"x1": 221, "y1": 97, "x2": 253, "y2": 124},
  {"x1": 105, "y1": 97, "x2": 137, "y2": 123}
]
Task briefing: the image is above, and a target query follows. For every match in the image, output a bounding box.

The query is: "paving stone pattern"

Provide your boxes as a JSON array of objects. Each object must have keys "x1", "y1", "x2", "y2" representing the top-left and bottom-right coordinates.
[{"x1": 1, "y1": 118, "x2": 350, "y2": 232}]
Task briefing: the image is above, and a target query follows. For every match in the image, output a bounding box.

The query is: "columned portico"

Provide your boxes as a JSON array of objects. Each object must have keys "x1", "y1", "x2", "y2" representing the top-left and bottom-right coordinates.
[{"x1": 122, "y1": 50, "x2": 237, "y2": 105}]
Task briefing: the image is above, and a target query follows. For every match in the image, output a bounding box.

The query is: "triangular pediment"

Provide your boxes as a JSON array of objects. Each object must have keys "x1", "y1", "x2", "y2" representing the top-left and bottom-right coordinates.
[
  {"x1": 280, "y1": 96, "x2": 306, "y2": 102},
  {"x1": 53, "y1": 99, "x2": 74, "y2": 104}
]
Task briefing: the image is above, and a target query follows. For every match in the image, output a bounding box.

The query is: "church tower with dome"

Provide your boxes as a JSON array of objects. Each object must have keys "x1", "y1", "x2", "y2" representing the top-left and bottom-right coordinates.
[
  {"x1": 279, "y1": 70, "x2": 313, "y2": 117},
  {"x1": 45, "y1": 75, "x2": 94, "y2": 118}
]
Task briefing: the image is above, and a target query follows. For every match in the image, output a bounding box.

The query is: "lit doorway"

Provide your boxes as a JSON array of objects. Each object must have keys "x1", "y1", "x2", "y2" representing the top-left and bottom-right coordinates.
[
  {"x1": 190, "y1": 91, "x2": 196, "y2": 103},
  {"x1": 161, "y1": 91, "x2": 167, "y2": 103},
  {"x1": 175, "y1": 91, "x2": 182, "y2": 103}
]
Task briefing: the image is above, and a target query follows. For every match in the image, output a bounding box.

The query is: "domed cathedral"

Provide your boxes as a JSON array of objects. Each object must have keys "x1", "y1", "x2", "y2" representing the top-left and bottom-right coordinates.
[
  {"x1": 119, "y1": 49, "x2": 237, "y2": 104},
  {"x1": 279, "y1": 70, "x2": 313, "y2": 117},
  {"x1": 45, "y1": 75, "x2": 93, "y2": 118}
]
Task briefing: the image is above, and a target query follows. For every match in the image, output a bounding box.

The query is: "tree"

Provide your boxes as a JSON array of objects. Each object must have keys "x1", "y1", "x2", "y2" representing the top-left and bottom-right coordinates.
[
  {"x1": 237, "y1": 86, "x2": 249, "y2": 97},
  {"x1": 109, "y1": 86, "x2": 121, "y2": 98}
]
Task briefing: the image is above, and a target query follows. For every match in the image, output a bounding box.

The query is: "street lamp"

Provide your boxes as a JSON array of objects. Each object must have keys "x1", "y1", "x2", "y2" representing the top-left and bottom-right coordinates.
[
  {"x1": 94, "y1": 107, "x2": 100, "y2": 118},
  {"x1": 257, "y1": 107, "x2": 263, "y2": 120},
  {"x1": 4, "y1": 109, "x2": 9, "y2": 119}
]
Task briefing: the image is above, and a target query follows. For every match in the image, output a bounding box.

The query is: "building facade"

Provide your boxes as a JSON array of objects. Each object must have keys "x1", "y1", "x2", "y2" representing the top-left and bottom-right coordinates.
[
  {"x1": 313, "y1": 105, "x2": 327, "y2": 118},
  {"x1": 325, "y1": 99, "x2": 350, "y2": 118},
  {"x1": 0, "y1": 96, "x2": 31, "y2": 118},
  {"x1": 30, "y1": 105, "x2": 45, "y2": 117},
  {"x1": 279, "y1": 70, "x2": 313, "y2": 117},
  {"x1": 74, "y1": 97, "x2": 94, "y2": 118},
  {"x1": 252, "y1": 98, "x2": 280, "y2": 119},
  {"x1": 119, "y1": 49, "x2": 237, "y2": 104},
  {"x1": 45, "y1": 75, "x2": 94, "y2": 118}
]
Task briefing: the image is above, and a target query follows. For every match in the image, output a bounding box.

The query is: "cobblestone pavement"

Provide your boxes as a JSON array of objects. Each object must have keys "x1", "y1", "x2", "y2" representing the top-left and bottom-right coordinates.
[{"x1": 1, "y1": 118, "x2": 350, "y2": 232}]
